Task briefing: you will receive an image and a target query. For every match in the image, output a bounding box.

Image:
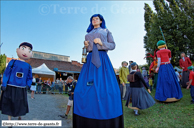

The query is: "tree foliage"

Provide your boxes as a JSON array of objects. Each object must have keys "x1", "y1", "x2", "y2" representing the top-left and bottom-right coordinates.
[
  {"x1": 144, "y1": 0, "x2": 194, "y2": 66},
  {"x1": 0, "y1": 54, "x2": 6, "y2": 74}
]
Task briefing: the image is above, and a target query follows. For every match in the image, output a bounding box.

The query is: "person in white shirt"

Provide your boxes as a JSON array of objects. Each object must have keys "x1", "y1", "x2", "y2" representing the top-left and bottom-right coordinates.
[
  {"x1": 175, "y1": 69, "x2": 180, "y2": 85},
  {"x1": 30, "y1": 76, "x2": 36, "y2": 99}
]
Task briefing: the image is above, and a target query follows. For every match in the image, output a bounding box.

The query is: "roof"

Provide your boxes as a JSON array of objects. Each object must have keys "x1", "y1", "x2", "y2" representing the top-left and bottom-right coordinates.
[
  {"x1": 25, "y1": 58, "x2": 82, "y2": 72},
  {"x1": 32, "y1": 51, "x2": 70, "y2": 57}
]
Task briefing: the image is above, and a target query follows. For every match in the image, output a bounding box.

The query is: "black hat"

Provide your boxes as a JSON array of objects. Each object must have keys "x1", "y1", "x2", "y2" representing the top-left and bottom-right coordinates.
[{"x1": 19, "y1": 42, "x2": 33, "y2": 50}]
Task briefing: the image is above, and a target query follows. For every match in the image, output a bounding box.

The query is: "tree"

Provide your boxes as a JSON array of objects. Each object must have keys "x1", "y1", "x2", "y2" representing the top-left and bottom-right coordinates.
[
  {"x1": 144, "y1": 3, "x2": 156, "y2": 65},
  {"x1": 139, "y1": 64, "x2": 149, "y2": 71},
  {"x1": 144, "y1": 0, "x2": 194, "y2": 66},
  {"x1": 0, "y1": 54, "x2": 6, "y2": 74}
]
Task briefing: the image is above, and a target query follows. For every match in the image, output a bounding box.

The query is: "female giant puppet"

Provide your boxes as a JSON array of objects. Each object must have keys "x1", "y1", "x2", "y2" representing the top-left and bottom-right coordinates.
[
  {"x1": 73, "y1": 14, "x2": 123, "y2": 128},
  {"x1": 155, "y1": 40, "x2": 183, "y2": 102}
]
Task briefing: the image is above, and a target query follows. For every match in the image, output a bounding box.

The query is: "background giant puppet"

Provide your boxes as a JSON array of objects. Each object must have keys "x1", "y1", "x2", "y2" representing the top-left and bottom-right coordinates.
[
  {"x1": 155, "y1": 40, "x2": 183, "y2": 102},
  {"x1": 144, "y1": 49, "x2": 158, "y2": 89},
  {"x1": 179, "y1": 52, "x2": 192, "y2": 88}
]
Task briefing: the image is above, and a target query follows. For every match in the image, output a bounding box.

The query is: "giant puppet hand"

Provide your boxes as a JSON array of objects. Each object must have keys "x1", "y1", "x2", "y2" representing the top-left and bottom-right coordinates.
[
  {"x1": 84, "y1": 41, "x2": 89, "y2": 47},
  {"x1": 1, "y1": 86, "x2": 6, "y2": 91},
  {"x1": 94, "y1": 38, "x2": 103, "y2": 46},
  {"x1": 155, "y1": 67, "x2": 159, "y2": 73}
]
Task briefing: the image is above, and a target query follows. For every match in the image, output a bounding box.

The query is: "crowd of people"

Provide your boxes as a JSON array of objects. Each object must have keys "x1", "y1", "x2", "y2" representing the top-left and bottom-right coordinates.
[
  {"x1": 27, "y1": 76, "x2": 76, "y2": 98},
  {"x1": 119, "y1": 56, "x2": 192, "y2": 102}
]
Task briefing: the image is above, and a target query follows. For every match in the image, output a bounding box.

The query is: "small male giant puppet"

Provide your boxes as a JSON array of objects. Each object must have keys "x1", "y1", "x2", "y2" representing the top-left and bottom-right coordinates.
[
  {"x1": 0, "y1": 42, "x2": 33, "y2": 120},
  {"x1": 179, "y1": 52, "x2": 192, "y2": 88},
  {"x1": 144, "y1": 49, "x2": 158, "y2": 89},
  {"x1": 155, "y1": 40, "x2": 182, "y2": 102}
]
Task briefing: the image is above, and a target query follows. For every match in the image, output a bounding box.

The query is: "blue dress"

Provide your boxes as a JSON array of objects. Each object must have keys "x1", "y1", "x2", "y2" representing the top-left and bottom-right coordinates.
[
  {"x1": 2, "y1": 59, "x2": 32, "y2": 88},
  {"x1": 155, "y1": 49, "x2": 183, "y2": 101},
  {"x1": 73, "y1": 27, "x2": 123, "y2": 128},
  {"x1": 155, "y1": 64, "x2": 183, "y2": 101}
]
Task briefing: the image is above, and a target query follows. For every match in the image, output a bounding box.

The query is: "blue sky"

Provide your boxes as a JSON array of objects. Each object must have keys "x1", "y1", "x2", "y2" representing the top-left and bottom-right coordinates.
[{"x1": 1, "y1": 1, "x2": 155, "y2": 68}]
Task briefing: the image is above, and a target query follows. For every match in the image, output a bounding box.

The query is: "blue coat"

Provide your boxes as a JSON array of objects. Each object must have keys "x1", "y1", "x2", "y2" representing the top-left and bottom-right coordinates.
[{"x1": 2, "y1": 59, "x2": 32, "y2": 88}]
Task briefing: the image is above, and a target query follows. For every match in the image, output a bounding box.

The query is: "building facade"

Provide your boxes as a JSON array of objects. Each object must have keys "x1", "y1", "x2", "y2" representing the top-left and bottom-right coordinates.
[
  {"x1": 7, "y1": 51, "x2": 83, "y2": 81},
  {"x1": 32, "y1": 51, "x2": 70, "y2": 62}
]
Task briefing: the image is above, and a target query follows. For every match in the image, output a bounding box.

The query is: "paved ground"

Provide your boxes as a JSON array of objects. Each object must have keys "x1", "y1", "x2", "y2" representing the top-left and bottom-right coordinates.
[{"x1": 0, "y1": 92, "x2": 73, "y2": 128}]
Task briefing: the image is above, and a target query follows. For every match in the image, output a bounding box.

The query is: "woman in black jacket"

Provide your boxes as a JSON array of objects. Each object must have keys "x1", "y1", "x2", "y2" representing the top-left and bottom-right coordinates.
[{"x1": 125, "y1": 62, "x2": 155, "y2": 116}]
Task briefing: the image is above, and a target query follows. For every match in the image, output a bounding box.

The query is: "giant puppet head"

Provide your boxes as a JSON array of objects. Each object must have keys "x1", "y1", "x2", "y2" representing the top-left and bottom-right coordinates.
[
  {"x1": 157, "y1": 40, "x2": 167, "y2": 49},
  {"x1": 16, "y1": 42, "x2": 33, "y2": 60},
  {"x1": 86, "y1": 14, "x2": 106, "y2": 33}
]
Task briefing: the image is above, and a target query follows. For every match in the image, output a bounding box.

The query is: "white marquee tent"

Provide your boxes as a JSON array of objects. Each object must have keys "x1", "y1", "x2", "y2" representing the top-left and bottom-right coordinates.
[{"x1": 32, "y1": 63, "x2": 56, "y2": 79}]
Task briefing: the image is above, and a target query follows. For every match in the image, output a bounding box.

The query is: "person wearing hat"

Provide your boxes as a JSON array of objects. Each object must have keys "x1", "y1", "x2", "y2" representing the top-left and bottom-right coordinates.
[
  {"x1": 186, "y1": 66, "x2": 194, "y2": 104},
  {"x1": 119, "y1": 61, "x2": 130, "y2": 100},
  {"x1": 73, "y1": 14, "x2": 124, "y2": 128},
  {"x1": 128, "y1": 61, "x2": 133, "y2": 73},
  {"x1": 59, "y1": 76, "x2": 77, "y2": 119},
  {"x1": 179, "y1": 52, "x2": 192, "y2": 88},
  {"x1": 155, "y1": 40, "x2": 183, "y2": 102},
  {"x1": 125, "y1": 62, "x2": 155, "y2": 116},
  {"x1": 0, "y1": 42, "x2": 33, "y2": 121}
]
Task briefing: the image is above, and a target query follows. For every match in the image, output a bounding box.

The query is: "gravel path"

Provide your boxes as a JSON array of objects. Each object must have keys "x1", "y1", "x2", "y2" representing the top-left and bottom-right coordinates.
[{"x1": 0, "y1": 93, "x2": 73, "y2": 128}]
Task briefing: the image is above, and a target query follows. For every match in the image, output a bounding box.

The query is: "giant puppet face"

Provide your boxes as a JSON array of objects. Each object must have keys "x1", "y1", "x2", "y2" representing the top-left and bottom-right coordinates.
[
  {"x1": 181, "y1": 53, "x2": 185, "y2": 58},
  {"x1": 16, "y1": 45, "x2": 32, "y2": 60},
  {"x1": 92, "y1": 16, "x2": 102, "y2": 27}
]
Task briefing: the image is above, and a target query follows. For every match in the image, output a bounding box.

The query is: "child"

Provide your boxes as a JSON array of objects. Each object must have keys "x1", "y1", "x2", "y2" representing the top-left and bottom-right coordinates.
[
  {"x1": 0, "y1": 42, "x2": 33, "y2": 121},
  {"x1": 142, "y1": 67, "x2": 150, "y2": 88},
  {"x1": 30, "y1": 75, "x2": 36, "y2": 99},
  {"x1": 179, "y1": 71, "x2": 182, "y2": 87},
  {"x1": 125, "y1": 62, "x2": 155, "y2": 116},
  {"x1": 186, "y1": 66, "x2": 194, "y2": 104},
  {"x1": 149, "y1": 77, "x2": 153, "y2": 91},
  {"x1": 175, "y1": 69, "x2": 181, "y2": 86}
]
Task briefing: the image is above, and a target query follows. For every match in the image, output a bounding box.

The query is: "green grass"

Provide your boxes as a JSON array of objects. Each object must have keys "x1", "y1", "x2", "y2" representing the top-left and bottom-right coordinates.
[
  {"x1": 63, "y1": 89, "x2": 194, "y2": 127},
  {"x1": 123, "y1": 88, "x2": 194, "y2": 128}
]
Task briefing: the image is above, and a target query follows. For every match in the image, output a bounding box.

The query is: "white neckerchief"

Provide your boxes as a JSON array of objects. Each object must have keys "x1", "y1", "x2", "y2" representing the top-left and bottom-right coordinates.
[
  {"x1": 132, "y1": 70, "x2": 137, "y2": 72},
  {"x1": 182, "y1": 57, "x2": 185, "y2": 61},
  {"x1": 160, "y1": 48, "x2": 165, "y2": 50}
]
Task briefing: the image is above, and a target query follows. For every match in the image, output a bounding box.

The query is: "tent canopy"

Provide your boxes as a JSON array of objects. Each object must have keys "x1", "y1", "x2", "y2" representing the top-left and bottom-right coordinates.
[{"x1": 32, "y1": 63, "x2": 55, "y2": 76}]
